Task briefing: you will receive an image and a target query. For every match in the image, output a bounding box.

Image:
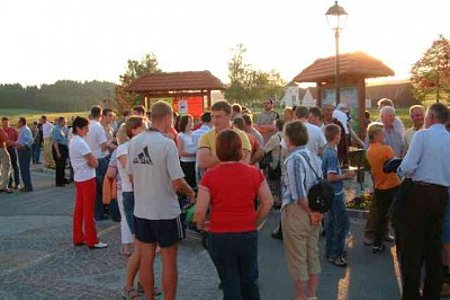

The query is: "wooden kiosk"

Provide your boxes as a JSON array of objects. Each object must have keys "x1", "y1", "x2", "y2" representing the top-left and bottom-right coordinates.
[
  {"x1": 127, "y1": 70, "x2": 225, "y2": 117},
  {"x1": 293, "y1": 51, "x2": 394, "y2": 138}
]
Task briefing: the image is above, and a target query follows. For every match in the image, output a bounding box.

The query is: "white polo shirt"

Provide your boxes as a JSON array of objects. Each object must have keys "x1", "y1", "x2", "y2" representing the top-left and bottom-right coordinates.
[
  {"x1": 85, "y1": 120, "x2": 108, "y2": 159},
  {"x1": 280, "y1": 122, "x2": 326, "y2": 157},
  {"x1": 42, "y1": 122, "x2": 54, "y2": 139}
]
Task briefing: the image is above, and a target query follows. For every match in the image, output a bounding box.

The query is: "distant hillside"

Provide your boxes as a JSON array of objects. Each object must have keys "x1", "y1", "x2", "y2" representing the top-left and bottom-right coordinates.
[{"x1": 0, "y1": 80, "x2": 116, "y2": 112}]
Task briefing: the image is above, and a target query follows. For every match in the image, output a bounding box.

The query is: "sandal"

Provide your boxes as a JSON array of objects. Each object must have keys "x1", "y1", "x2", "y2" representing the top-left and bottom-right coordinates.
[
  {"x1": 372, "y1": 244, "x2": 386, "y2": 254},
  {"x1": 122, "y1": 287, "x2": 140, "y2": 300},
  {"x1": 119, "y1": 250, "x2": 132, "y2": 257},
  {"x1": 137, "y1": 282, "x2": 162, "y2": 296}
]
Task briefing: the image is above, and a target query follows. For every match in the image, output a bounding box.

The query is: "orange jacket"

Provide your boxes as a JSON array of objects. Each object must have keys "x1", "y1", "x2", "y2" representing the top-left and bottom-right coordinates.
[{"x1": 102, "y1": 175, "x2": 117, "y2": 204}]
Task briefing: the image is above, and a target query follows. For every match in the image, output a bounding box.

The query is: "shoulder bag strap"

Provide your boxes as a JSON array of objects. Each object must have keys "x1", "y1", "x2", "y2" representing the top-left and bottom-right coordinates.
[{"x1": 299, "y1": 152, "x2": 321, "y2": 181}]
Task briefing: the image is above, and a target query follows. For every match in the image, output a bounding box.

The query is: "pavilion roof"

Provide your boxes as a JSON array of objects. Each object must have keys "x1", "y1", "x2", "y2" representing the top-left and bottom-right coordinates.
[
  {"x1": 293, "y1": 51, "x2": 395, "y2": 83},
  {"x1": 127, "y1": 70, "x2": 225, "y2": 93}
]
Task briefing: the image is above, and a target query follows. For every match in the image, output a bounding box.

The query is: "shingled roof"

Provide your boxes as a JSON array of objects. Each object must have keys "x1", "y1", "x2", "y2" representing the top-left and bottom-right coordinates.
[
  {"x1": 127, "y1": 70, "x2": 225, "y2": 93},
  {"x1": 293, "y1": 51, "x2": 395, "y2": 83}
]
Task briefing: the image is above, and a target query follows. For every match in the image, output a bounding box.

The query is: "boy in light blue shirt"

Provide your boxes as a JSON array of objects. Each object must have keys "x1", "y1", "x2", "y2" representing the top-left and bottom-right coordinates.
[{"x1": 322, "y1": 124, "x2": 355, "y2": 267}]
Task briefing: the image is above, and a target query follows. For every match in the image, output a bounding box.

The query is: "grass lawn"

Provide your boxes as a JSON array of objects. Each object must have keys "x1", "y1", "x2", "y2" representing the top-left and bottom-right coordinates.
[{"x1": 0, "y1": 108, "x2": 88, "y2": 126}]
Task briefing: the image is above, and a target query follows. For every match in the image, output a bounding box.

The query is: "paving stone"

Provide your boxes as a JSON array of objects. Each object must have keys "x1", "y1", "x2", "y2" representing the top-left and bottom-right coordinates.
[{"x1": 0, "y1": 171, "x2": 407, "y2": 300}]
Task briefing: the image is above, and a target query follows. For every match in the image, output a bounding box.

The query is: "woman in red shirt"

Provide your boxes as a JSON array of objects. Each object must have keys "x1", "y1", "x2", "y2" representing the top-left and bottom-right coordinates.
[{"x1": 195, "y1": 130, "x2": 273, "y2": 300}]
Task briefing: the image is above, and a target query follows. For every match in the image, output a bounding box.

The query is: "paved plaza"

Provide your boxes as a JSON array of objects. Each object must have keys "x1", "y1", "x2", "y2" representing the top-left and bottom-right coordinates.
[{"x1": 0, "y1": 170, "x2": 404, "y2": 300}]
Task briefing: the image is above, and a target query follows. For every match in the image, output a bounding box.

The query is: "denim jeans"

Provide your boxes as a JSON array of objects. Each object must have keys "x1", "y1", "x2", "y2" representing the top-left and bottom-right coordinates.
[
  {"x1": 7, "y1": 146, "x2": 20, "y2": 187},
  {"x1": 122, "y1": 191, "x2": 135, "y2": 235},
  {"x1": 17, "y1": 147, "x2": 33, "y2": 191},
  {"x1": 31, "y1": 143, "x2": 41, "y2": 164},
  {"x1": 207, "y1": 231, "x2": 260, "y2": 300},
  {"x1": 325, "y1": 193, "x2": 350, "y2": 258},
  {"x1": 94, "y1": 157, "x2": 109, "y2": 220}
]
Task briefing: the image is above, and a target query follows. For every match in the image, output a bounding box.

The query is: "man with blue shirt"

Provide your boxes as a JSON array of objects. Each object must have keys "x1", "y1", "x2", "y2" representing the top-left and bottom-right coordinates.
[
  {"x1": 52, "y1": 117, "x2": 69, "y2": 187},
  {"x1": 398, "y1": 103, "x2": 450, "y2": 300},
  {"x1": 14, "y1": 117, "x2": 34, "y2": 192}
]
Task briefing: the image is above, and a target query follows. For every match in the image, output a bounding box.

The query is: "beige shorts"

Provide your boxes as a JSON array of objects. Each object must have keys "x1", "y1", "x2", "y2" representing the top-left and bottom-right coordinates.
[{"x1": 281, "y1": 203, "x2": 321, "y2": 281}]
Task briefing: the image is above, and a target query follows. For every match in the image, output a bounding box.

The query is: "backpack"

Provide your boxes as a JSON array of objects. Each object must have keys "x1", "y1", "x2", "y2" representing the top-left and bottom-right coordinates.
[{"x1": 299, "y1": 152, "x2": 335, "y2": 213}]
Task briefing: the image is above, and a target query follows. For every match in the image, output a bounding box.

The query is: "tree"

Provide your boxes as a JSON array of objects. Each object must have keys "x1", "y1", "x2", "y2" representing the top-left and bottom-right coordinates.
[
  {"x1": 411, "y1": 35, "x2": 450, "y2": 103},
  {"x1": 115, "y1": 53, "x2": 163, "y2": 112},
  {"x1": 224, "y1": 44, "x2": 286, "y2": 106}
]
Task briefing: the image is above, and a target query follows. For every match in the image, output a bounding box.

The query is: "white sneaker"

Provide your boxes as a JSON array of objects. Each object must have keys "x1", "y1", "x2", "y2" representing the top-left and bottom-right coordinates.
[{"x1": 89, "y1": 241, "x2": 108, "y2": 249}]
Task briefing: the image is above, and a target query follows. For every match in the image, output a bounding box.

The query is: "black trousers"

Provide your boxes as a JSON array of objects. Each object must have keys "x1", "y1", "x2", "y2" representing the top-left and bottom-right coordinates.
[
  {"x1": 52, "y1": 144, "x2": 68, "y2": 185},
  {"x1": 400, "y1": 183, "x2": 448, "y2": 300},
  {"x1": 7, "y1": 146, "x2": 20, "y2": 187},
  {"x1": 374, "y1": 187, "x2": 398, "y2": 247},
  {"x1": 180, "y1": 161, "x2": 197, "y2": 189}
]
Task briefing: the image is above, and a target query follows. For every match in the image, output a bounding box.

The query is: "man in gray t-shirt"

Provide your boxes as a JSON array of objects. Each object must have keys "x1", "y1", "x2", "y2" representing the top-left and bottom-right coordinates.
[
  {"x1": 257, "y1": 98, "x2": 280, "y2": 144},
  {"x1": 127, "y1": 101, "x2": 195, "y2": 300}
]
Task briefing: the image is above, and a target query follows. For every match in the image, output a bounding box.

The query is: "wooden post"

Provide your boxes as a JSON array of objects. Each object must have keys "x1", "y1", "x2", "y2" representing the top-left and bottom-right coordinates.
[
  {"x1": 357, "y1": 78, "x2": 366, "y2": 139},
  {"x1": 206, "y1": 90, "x2": 212, "y2": 110},
  {"x1": 316, "y1": 82, "x2": 322, "y2": 107}
]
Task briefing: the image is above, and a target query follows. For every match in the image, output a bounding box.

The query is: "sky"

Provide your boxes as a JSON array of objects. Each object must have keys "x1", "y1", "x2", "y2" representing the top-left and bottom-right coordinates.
[{"x1": 0, "y1": 0, "x2": 449, "y2": 87}]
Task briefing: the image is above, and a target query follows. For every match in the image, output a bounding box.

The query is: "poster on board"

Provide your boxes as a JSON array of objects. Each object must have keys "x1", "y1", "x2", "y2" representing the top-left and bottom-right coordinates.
[{"x1": 172, "y1": 96, "x2": 204, "y2": 117}]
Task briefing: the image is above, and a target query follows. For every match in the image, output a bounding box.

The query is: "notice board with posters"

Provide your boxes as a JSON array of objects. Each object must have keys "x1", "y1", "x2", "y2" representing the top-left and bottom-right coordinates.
[
  {"x1": 172, "y1": 96, "x2": 204, "y2": 118},
  {"x1": 321, "y1": 87, "x2": 360, "y2": 134},
  {"x1": 147, "y1": 96, "x2": 204, "y2": 118}
]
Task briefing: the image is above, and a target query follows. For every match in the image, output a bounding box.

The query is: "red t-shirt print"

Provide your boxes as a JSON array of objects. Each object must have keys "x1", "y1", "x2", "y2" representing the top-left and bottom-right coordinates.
[{"x1": 199, "y1": 162, "x2": 264, "y2": 233}]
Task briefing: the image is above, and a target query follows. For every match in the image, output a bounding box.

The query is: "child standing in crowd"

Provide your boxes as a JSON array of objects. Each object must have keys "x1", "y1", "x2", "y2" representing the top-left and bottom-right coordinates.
[
  {"x1": 366, "y1": 122, "x2": 401, "y2": 253},
  {"x1": 281, "y1": 121, "x2": 323, "y2": 300},
  {"x1": 322, "y1": 124, "x2": 355, "y2": 267}
]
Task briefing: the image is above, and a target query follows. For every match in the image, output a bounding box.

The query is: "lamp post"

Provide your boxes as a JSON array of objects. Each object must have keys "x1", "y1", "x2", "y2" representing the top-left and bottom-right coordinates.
[{"x1": 326, "y1": 1, "x2": 348, "y2": 105}]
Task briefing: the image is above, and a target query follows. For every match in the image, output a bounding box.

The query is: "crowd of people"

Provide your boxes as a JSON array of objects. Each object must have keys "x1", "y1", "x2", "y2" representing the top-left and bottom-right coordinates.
[{"x1": 1, "y1": 97, "x2": 449, "y2": 300}]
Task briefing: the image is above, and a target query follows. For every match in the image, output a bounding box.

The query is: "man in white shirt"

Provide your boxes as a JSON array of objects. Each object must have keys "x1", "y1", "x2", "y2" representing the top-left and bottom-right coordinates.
[
  {"x1": 127, "y1": 101, "x2": 195, "y2": 300},
  {"x1": 294, "y1": 106, "x2": 326, "y2": 156},
  {"x1": 40, "y1": 115, "x2": 54, "y2": 168},
  {"x1": 85, "y1": 106, "x2": 116, "y2": 221}
]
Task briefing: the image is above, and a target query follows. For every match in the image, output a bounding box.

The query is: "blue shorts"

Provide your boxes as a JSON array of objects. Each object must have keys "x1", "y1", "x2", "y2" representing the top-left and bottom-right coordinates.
[
  {"x1": 122, "y1": 192, "x2": 135, "y2": 235},
  {"x1": 444, "y1": 197, "x2": 450, "y2": 244}
]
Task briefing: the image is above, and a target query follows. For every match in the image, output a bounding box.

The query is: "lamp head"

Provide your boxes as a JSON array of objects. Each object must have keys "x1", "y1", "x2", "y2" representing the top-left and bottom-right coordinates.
[{"x1": 326, "y1": 1, "x2": 348, "y2": 30}]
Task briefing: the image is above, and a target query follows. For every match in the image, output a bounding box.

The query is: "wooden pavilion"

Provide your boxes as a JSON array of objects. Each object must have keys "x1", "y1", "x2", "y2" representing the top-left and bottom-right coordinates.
[
  {"x1": 127, "y1": 70, "x2": 225, "y2": 115},
  {"x1": 293, "y1": 51, "x2": 394, "y2": 137}
]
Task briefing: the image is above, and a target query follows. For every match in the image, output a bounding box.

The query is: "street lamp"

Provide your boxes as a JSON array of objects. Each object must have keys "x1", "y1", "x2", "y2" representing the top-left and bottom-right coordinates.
[{"x1": 326, "y1": 1, "x2": 348, "y2": 105}]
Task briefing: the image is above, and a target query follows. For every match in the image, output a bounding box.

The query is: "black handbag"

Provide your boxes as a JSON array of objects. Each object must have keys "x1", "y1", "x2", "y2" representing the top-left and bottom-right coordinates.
[
  {"x1": 268, "y1": 163, "x2": 281, "y2": 180},
  {"x1": 300, "y1": 153, "x2": 335, "y2": 213}
]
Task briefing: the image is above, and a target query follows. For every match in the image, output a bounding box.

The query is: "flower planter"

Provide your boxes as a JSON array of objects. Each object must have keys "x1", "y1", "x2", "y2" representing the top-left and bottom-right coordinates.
[{"x1": 346, "y1": 208, "x2": 369, "y2": 219}]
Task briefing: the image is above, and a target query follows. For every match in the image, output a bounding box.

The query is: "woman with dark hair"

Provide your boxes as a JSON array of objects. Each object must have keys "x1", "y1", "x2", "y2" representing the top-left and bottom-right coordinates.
[
  {"x1": 69, "y1": 117, "x2": 107, "y2": 249},
  {"x1": 177, "y1": 114, "x2": 197, "y2": 188},
  {"x1": 195, "y1": 129, "x2": 273, "y2": 300}
]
